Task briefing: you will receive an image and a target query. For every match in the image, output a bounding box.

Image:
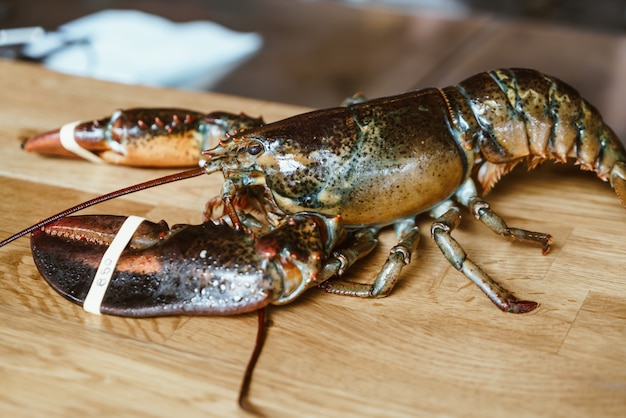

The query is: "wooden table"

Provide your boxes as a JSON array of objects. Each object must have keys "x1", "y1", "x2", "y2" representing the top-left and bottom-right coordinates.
[{"x1": 1, "y1": 58, "x2": 625, "y2": 417}]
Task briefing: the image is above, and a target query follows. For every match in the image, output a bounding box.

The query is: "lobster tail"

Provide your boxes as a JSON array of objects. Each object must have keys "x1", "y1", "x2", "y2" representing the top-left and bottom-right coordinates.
[
  {"x1": 610, "y1": 161, "x2": 626, "y2": 208},
  {"x1": 449, "y1": 68, "x2": 626, "y2": 205}
]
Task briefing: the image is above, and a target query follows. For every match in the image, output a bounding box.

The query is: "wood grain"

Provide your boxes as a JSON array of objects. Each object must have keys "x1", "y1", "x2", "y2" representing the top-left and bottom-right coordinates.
[{"x1": 1, "y1": 58, "x2": 625, "y2": 418}]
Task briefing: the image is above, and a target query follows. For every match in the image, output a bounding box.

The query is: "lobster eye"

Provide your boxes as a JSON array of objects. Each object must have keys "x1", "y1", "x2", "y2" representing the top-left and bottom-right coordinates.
[{"x1": 247, "y1": 142, "x2": 263, "y2": 155}]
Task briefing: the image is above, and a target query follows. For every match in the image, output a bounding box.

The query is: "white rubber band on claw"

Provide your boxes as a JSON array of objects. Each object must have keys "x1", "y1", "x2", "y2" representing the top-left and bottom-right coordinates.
[
  {"x1": 59, "y1": 120, "x2": 107, "y2": 164},
  {"x1": 83, "y1": 215, "x2": 146, "y2": 314}
]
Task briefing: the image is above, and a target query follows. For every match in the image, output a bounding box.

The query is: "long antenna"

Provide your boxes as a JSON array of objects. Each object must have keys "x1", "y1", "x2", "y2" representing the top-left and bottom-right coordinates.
[
  {"x1": 0, "y1": 166, "x2": 207, "y2": 247},
  {"x1": 238, "y1": 307, "x2": 269, "y2": 416}
]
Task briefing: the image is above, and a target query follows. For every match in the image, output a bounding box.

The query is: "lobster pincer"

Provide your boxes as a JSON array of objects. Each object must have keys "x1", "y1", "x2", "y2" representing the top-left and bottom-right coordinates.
[
  {"x1": 21, "y1": 108, "x2": 263, "y2": 167},
  {"x1": 29, "y1": 211, "x2": 376, "y2": 317}
]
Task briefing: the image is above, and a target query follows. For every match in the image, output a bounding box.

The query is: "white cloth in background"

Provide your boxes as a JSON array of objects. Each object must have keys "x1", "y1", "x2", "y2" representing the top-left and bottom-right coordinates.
[{"x1": 22, "y1": 9, "x2": 263, "y2": 90}]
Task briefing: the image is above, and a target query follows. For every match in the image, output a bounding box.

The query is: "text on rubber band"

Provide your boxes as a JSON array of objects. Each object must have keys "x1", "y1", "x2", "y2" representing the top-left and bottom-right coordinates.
[{"x1": 83, "y1": 215, "x2": 146, "y2": 314}]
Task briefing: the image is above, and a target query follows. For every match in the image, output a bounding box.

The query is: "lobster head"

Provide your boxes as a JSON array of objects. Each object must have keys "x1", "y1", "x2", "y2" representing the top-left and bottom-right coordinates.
[{"x1": 202, "y1": 107, "x2": 361, "y2": 218}]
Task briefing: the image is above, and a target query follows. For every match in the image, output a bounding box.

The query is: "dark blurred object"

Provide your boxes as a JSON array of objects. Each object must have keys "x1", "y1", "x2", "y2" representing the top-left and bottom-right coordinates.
[
  {"x1": 462, "y1": 0, "x2": 625, "y2": 33},
  {"x1": 0, "y1": 0, "x2": 623, "y2": 35},
  {"x1": 334, "y1": 0, "x2": 625, "y2": 33},
  {"x1": 1, "y1": 0, "x2": 624, "y2": 110}
]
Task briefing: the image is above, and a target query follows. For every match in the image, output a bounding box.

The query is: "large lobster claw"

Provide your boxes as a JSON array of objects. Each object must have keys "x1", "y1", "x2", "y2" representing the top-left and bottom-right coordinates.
[
  {"x1": 30, "y1": 213, "x2": 345, "y2": 317},
  {"x1": 22, "y1": 108, "x2": 264, "y2": 167}
]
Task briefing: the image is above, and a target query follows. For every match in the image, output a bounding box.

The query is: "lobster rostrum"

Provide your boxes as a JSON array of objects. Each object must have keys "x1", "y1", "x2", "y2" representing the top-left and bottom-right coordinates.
[{"x1": 16, "y1": 68, "x2": 626, "y2": 316}]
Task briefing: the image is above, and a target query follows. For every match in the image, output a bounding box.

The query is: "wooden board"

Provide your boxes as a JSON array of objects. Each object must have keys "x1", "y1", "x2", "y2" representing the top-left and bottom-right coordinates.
[{"x1": 1, "y1": 59, "x2": 625, "y2": 417}]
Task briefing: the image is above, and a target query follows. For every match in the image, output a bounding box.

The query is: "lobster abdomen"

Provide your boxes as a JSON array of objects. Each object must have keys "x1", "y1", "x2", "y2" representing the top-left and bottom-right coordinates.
[{"x1": 442, "y1": 68, "x2": 626, "y2": 199}]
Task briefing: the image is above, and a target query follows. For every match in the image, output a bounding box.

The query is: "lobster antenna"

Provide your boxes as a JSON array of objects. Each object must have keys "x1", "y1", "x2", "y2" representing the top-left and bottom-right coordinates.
[
  {"x1": 238, "y1": 307, "x2": 269, "y2": 416},
  {"x1": 0, "y1": 166, "x2": 207, "y2": 248}
]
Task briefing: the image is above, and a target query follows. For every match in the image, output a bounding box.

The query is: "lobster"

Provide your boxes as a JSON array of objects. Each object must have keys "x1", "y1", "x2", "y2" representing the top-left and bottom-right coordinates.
[
  {"x1": 4, "y1": 67, "x2": 626, "y2": 411},
  {"x1": 19, "y1": 68, "x2": 626, "y2": 314}
]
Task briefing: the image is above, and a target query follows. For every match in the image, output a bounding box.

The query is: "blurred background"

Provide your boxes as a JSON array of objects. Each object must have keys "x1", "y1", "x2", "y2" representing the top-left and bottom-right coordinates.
[{"x1": 1, "y1": 0, "x2": 625, "y2": 135}]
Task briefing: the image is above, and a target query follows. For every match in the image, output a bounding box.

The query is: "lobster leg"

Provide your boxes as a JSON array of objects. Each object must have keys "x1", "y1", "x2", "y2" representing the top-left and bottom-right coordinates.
[
  {"x1": 430, "y1": 203, "x2": 538, "y2": 313},
  {"x1": 204, "y1": 185, "x2": 285, "y2": 229},
  {"x1": 252, "y1": 220, "x2": 380, "y2": 306},
  {"x1": 455, "y1": 179, "x2": 553, "y2": 254},
  {"x1": 318, "y1": 227, "x2": 378, "y2": 295},
  {"x1": 321, "y1": 220, "x2": 420, "y2": 298},
  {"x1": 467, "y1": 197, "x2": 552, "y2": 254}
]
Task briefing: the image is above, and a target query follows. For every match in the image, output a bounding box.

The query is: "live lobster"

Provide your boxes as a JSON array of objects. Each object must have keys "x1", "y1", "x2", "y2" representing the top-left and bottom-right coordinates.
[
  {"x1": 17, "y1": 67, "x2": 626, "y2": 313},
  {"x1": 3, "y1": 68, "x2": 626, "y2": 410}
]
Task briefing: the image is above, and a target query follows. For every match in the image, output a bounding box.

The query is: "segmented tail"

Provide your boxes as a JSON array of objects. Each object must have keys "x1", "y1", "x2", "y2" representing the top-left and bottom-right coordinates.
[
  {"x1": 610, "y1": 161, "x2": 626, "y2": 208},
  {"x1": 444, "y1": 68, "x2": 626, "y2": 208}
]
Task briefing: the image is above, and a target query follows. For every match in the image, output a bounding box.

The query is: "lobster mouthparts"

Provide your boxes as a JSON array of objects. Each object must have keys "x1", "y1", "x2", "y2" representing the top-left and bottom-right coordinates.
[{"x1": 30, "y1": 215, "x2": 276, "y2": 316}]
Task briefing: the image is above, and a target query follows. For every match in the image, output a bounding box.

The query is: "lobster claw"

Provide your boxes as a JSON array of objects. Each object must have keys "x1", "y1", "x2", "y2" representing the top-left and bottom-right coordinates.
[
  {"x1": 31, "y1": 215, "x2": 276, "y2": 316},
  {"x1": 30, "y1": 212, "x2": 344, "y2": 317},
  {"x1": 21, "y1": 108, "x2": 264, "y2": 167}
]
